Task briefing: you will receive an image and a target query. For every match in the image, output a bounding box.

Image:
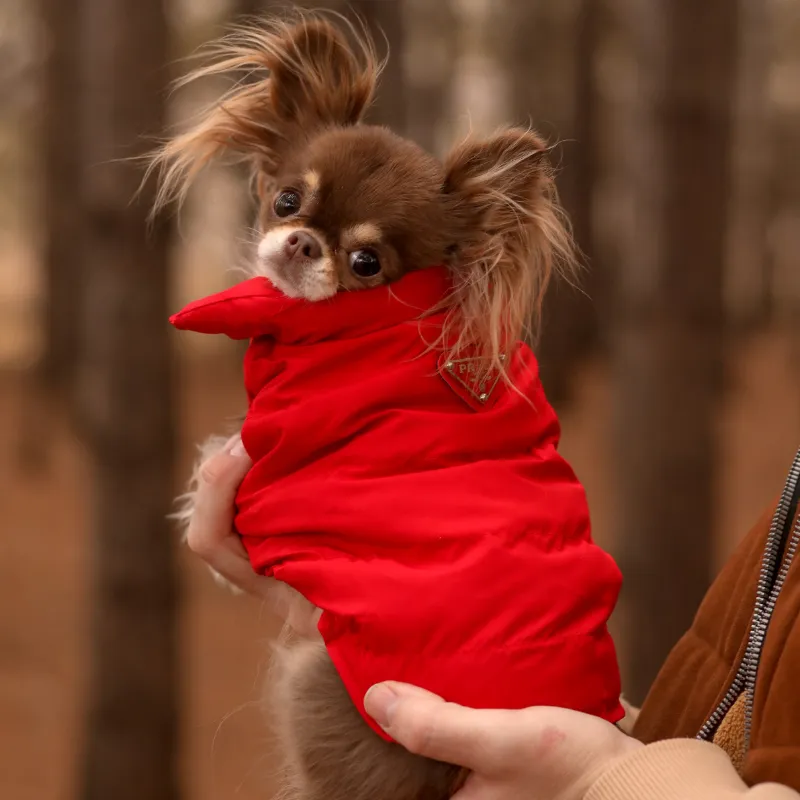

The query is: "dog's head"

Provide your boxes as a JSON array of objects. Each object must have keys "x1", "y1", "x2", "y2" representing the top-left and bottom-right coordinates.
[
  {"x1": 254, "y1": 124, "x2": 450, "y2": 301},
  {"x1": 150, "y1": 11, "x2": 576, "y2": 372}
]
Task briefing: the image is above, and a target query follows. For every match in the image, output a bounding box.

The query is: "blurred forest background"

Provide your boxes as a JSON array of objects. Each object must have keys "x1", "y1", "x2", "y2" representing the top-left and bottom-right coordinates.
[{"x1": 1, "y1": 0, "x2": 799, "y2": 798}]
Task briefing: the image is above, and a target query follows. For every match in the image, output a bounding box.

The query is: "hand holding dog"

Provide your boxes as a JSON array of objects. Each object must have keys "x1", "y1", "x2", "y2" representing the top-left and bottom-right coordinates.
[
  {"x1": 184, "y1": 436, "x2": 265, "y2": 596},
  {"x1": 187, "y1": 436, "x2": 322, "y2": 636},
  {"x1": 364, "y1": 682, "x2": 641, "y2": 800}
]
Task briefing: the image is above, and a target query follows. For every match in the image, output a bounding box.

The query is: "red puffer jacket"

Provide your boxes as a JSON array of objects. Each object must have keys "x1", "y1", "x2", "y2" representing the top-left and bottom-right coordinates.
[{"x1": 171, "y1": 265, "x2": 623, "y2": 739}]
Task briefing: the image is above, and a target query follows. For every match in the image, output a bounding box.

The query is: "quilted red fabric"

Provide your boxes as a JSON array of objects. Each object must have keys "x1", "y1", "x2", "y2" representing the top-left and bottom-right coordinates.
[{"x1": 171, "y1": 266, "x2": 623, "y2": 739}]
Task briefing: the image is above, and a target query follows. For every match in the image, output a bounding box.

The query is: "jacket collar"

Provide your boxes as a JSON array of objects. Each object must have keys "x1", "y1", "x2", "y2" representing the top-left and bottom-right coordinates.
[{"x1": 170, "y1": 265, "x2": 451, "y2": 344}]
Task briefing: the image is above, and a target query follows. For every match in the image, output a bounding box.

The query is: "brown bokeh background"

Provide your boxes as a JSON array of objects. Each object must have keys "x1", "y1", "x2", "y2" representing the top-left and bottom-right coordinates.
[{"x1": 1, "y1": 1, "x2": 799, "y2": 799}]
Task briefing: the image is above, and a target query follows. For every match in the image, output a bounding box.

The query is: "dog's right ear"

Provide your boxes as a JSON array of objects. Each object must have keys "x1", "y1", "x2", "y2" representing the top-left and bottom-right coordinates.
[{"x1": 147, "y1": 13, "x2": 379, "y2": 212}]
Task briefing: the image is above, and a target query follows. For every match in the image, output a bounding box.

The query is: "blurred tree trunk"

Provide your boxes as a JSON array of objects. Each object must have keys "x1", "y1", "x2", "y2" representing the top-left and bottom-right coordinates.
[
  {"x1": 503, "y1": 0, "x2": 601, "y2": 408},
  {"x1": 725, "y1": 0, "x2": 771, "y2": 331},
  {"x1": 349, "y1": 0, "x2": 407, "y2": 132},
  {"x1": 234, "y1": 0, "x2": 271, "y2": 19},
  {"x1": 18, "y1": 0, "x2": 83, "y2": 471},
  {"x1": 770, "y1": 2, "x2": 800, "y2": 336},
  {"x1": 404, "y1": 0, "x2": 456, "y2": 155},
  {"x1": 571, "y1": 0, "x2": 600, "y2": 279},
  {"x1": 614, "y1": 1, "x2": 738, "y2": 703},
  {"x1": 76, "y1": 0, "x2": 179, "y2": 798},
  {"x1": 40, "y1": 0, "x2": 82, "y2": 395}
]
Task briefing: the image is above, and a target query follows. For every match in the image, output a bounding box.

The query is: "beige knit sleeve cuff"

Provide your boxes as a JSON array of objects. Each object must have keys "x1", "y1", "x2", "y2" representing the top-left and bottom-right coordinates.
[{"x1": 585, "y1": 739, "x2": 799, "y2": 800}]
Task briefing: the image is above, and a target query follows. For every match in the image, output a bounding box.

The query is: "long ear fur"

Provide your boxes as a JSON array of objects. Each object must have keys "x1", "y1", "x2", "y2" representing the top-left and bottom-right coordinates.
[
  {"x1": 146, "y1": 11, "x2": 380, "y2": 212},
  {"x1": 441, "y1": 128, "x2": 578, "y2": 381}
]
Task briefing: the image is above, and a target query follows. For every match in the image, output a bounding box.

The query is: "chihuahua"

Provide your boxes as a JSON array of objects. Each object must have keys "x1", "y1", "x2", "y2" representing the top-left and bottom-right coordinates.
[{"x1": 152, "y1": 11, "x2": 598, "y2": 800}]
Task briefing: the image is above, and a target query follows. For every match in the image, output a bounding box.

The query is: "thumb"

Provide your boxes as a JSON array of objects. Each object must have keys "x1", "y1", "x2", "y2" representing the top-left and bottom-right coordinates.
[
  {"x1": 198, "y1": 435, "x2": 252, "y2": 488},
  {"x1": 364, "y1": 682, "x2": 508, "y2": 773}
]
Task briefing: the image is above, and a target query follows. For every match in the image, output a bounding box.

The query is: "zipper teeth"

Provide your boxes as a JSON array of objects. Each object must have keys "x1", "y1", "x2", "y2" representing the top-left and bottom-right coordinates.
[
  {"x1": 697, "y1": 449, "x2": 800, "y2": 742},
  {"x1": 696, "y1": 673, "x2": 746, "y2": 740},
  {"x1": 744, "y1": 511, "x2": 800, "y2": 747}
]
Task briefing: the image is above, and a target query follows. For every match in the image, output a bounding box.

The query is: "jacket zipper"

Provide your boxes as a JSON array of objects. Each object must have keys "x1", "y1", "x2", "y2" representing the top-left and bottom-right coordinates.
[{"x1": 697, "y1": 447, "x2": 800, "y2": 746}]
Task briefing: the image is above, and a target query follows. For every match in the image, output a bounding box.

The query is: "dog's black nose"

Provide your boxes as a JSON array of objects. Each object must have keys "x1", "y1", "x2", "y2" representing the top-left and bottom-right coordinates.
[{"x1": 284, "y1": 230, "x2": 322, "y2": 261}]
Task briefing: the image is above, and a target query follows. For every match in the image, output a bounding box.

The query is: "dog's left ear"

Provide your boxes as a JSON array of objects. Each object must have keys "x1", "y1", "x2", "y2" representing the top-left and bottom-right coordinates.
[
  {"x1": 440, "y1": 128, "x2": 576, "y2": 370},
  {"x1": 146, "y1": 13, "x2": 378, "y2": 213},
  {"x1": 264, "y1": 17, "x2": 377, "y2": 130}
]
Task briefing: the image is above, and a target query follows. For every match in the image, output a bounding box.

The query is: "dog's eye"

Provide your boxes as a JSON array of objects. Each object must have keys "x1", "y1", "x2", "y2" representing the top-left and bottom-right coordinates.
[
  {"x1": 349, "y1": 249, "x2": 382, "y2": 278},
  {"x1": 274, "y1": 191, "x2": 301, "y2": 217}
]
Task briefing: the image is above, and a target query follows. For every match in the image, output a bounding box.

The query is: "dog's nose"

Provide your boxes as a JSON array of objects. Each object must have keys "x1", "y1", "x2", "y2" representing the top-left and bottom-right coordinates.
[{"x1": 283, "y1": 231, "x2": 322, "y2": 261}]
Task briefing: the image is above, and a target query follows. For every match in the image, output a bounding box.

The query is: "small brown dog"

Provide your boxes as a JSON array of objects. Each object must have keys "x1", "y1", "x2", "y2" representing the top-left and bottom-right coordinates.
[{"x1": 153, "y1": 10, "x2": 580, "y2": 800}]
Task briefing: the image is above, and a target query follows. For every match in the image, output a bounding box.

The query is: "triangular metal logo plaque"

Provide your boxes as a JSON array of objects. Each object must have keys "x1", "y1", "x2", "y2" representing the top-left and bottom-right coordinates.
[{"x1": 438, "y1": 353, "x2": 506, "y2": 409}]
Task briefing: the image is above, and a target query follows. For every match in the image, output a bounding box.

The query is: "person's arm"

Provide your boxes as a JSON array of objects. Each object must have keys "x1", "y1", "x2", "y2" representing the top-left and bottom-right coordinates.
[
  {"x1": 586, "y1": 739, "x2": 798, "y2": 800},
  {"x1": 364, "y1": 682, "x2": 800, "y2": 800}
]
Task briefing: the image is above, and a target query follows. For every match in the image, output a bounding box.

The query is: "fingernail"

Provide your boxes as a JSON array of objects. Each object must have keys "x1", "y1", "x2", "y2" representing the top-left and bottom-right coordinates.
[
  {"x1": 229, "y1": 438, "x2": 247, "y2": 458},
  {"x1": 364, "y1": 683, "x2": 399, "y2": 729}
]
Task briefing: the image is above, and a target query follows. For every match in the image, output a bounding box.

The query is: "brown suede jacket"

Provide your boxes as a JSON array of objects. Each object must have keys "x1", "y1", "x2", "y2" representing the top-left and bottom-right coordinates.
[{"x1": 634, "y1": 449, "x2": 800, "y2": 790}]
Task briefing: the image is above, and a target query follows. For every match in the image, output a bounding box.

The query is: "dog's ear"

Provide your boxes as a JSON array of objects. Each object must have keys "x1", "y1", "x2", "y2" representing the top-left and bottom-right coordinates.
[
  {"x1": 440, "y1": 128, "x2": 577, "y2": 374},
  {"x1": 443, "y1": 128, "x2": 551, "y2": 245},
  {"x1": 264, "y1": 17, "x2": 377, "y2": 128},
  {"x1": 147, "y1": 13, "x2": 378, "y2": 212}
]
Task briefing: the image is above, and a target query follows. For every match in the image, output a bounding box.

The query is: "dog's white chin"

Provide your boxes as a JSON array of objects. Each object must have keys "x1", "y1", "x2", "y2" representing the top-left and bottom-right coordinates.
[
  {"x1": 257, "y1": 263, "x2": 338, "y2": 302},
  {"x1": 258, "y1": 267, "x2": 305, "y2": 299}
]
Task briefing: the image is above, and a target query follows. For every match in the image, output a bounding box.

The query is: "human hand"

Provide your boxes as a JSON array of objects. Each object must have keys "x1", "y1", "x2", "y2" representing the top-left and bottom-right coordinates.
[
  {"x1": 363, "y1": 683, "x2": 642, "y2": 800},
  {"x1": 185, "y1": 434, "x2": 271, "y2": 597},
  {"x1": 186, "y1": 434, "x2": 321, "y2": 634}
]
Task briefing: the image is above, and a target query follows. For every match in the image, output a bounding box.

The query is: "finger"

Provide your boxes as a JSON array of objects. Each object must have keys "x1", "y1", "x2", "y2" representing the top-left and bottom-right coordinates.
[
  {"x1": 187, "y1": 440, "x2": 252, "y2": 556},
  {"x1": 197, "y1": 536, "x2": 292, "y2": 604},
  {"x1": 286, "y1": 596, "x2": 323, "y2": 637},
  {"x1": 364, "y1": 683, "x2": 513, "y2": 773},
  {"x1": 219, "y1": 529, "x2": 250, "y2": 560},
  {"x1": 202, "y1": 543, "x2": 266, "y2": 597},
  {"x1": 228, "y1": 553, "x2": 286, "y2": 603},
  {"x1": 197, "y1": 436, "x2": 251, "y2": 491}
]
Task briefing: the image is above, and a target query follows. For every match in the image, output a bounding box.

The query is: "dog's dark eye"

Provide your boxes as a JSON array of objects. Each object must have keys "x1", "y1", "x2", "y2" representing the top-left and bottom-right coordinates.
[
  {"x1": 349, "y1": 249, "x2": 382, "y2": 278},
  {"x1": 274, "y1": 191, "x2": 301, "y2": 217}
]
